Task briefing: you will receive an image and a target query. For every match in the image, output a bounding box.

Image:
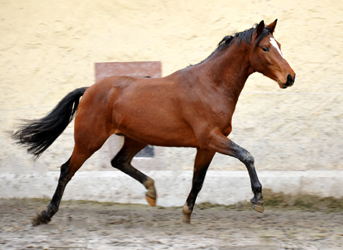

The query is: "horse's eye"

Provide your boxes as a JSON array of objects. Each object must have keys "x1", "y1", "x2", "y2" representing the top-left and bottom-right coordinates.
[{"x1": 262, "y1": 47, "x2": 270, "y2": 52}]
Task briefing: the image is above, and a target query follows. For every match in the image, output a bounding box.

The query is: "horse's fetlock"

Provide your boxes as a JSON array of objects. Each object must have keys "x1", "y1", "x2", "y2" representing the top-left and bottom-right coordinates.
[
  {"x1": 48, "y1": 204, "x2": 59, "y2": 214},
  {"x1": 252, "y1": 185, "x2": 262, "y2": 197},
  {"x1": 182, "y1": 203, "x2": 193, "y2": 215},
  {"x1": 143, "y1": 177, "x2": 155, "y2": 190}
]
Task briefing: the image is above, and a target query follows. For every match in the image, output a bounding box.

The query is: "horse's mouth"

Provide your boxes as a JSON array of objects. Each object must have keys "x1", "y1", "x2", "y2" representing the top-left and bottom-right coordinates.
[{"x1": 280, "y1": 82, "x2": 289, "y2": 89}]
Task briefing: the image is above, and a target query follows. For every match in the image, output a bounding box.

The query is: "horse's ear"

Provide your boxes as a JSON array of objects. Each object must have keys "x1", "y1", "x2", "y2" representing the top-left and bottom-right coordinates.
[
  {"x1": 266, "y1": 19, "x2": 278, "y2": 34},
  {"x1": 255, "y1": 20, "x2": 265, "y2": 37}
]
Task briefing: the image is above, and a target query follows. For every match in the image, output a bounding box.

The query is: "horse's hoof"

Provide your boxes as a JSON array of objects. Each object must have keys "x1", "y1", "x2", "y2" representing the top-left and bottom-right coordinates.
[
  {"x1": 252, "y1": 203, "x2": 264, "y2": 213},
  {"x1": 144, "y1": 178, "x2": 157, "y2": 207},
  {"x1": 182, "y1": 204, "x2": 192, "y2": 224},
  {"x1": 251, "y1": 194, "x2": 264, "y2": 213},
  {"x1": 32, "y1": 211, "x2": 51, "y2": 226},
  {"x1": 146, "y1": 195, "x2": 156, "y2": 207},
  {"x1": 182, "y1": 215, "x2": 191, "y2": 224}
]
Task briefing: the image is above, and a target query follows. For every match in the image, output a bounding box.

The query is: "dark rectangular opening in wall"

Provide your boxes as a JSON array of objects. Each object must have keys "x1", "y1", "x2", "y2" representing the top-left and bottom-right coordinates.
[{"x1": 135, "y1": 145, "x2": 154, "y2": 158}]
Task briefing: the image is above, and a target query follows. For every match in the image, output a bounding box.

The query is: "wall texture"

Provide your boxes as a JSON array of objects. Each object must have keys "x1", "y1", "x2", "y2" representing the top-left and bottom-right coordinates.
[{"x1": 1, "y1": 0, "x2": 343, "y2": 174}]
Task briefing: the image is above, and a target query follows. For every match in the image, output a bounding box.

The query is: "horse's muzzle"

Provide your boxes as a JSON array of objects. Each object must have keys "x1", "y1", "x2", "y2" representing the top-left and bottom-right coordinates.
[{"x1": 282, "y1": 74, "x2": 296, "y2": 88}]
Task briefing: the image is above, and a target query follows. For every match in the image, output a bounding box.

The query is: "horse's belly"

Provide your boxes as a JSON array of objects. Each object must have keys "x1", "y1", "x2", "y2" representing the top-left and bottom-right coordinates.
[{"x1": 114, "y1": 112, "x2": 198, "y2": 147}]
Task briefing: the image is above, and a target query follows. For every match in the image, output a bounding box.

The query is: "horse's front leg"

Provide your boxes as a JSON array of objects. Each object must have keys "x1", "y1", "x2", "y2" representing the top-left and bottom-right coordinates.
[
  {"x1": 183, "y1": 149, "x2": 215, "y2": 224},
  {"x1": 209, "y1": 131, "x2": 264, "y2": 212}
]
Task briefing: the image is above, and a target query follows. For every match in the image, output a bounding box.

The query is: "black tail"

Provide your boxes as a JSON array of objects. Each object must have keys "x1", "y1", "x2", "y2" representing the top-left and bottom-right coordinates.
[{"x1": 12, "y1": 87, "x2": 88, "y2": 159}]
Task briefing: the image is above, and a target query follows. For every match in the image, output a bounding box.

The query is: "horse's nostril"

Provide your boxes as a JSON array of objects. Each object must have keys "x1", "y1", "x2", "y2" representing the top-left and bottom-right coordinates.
[{"x1": 287, "y1": 74, "x2": 295, "y2": 86}]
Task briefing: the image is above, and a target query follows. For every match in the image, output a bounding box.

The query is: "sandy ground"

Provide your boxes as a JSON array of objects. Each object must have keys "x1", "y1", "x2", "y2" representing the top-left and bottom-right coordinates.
[{"x1": 0, "y1": 198, "x2": 342, "y2": 250}]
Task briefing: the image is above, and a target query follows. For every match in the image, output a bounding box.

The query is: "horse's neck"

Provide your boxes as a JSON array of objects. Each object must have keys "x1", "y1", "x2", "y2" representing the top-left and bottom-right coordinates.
[{"x1": 200, "y1": 43, "x2": 252, "y2": 100}]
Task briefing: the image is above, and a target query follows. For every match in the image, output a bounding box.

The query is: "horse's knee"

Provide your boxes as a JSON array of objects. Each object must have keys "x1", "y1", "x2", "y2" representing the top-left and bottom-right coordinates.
[
  {"x1": 247, "y1": 154, "x2": 255, "y2": 166},
  {"x1": 241, "y1": 151, "x2": 254, "y2": 166}
]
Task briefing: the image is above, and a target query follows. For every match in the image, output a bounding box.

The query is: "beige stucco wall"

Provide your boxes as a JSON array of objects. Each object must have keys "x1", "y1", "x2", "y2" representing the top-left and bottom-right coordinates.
[{"x1": 1, "y1": 0, "x2": 343, "y2": 172}]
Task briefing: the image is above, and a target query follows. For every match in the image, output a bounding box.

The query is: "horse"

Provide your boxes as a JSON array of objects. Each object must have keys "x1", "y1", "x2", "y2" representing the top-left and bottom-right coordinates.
[{"x1": 12, "y1": 19, "x2": 295, "y2": 226}]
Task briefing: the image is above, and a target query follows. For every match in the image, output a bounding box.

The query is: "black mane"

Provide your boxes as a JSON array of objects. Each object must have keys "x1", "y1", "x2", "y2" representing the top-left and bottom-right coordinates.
[
  {"x1": 217, "y1": 27, "x2": 254, "y2": 49},
  {"x1": 192, "y1": 24, "x2": 272, "y2": 66}
]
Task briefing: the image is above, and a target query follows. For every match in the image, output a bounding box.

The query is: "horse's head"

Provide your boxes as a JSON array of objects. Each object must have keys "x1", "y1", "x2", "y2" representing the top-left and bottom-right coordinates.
[{"x1": 250, "y1": 20, "x2": 295, "y2": 89}]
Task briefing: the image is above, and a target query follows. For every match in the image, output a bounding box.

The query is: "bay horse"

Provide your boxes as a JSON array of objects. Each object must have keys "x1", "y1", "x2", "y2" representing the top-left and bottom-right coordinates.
[{"x1": 12, "y1": 20, "x2": 295, "y2": 226}]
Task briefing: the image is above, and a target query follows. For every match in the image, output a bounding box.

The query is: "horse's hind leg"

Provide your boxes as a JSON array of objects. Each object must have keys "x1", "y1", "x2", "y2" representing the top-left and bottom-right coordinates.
[
  {"x1": 32, "y1": 136, "x2": 108, "y2": 225},
  {"x1": 183, "y1": 148, "x2": 215, "y2": 224},
  {"x1": 32, "y1": 157, "x2": 72, "y2": 225},
  {"x1": 111, "y1": 136, "x2": 157, "y2": 206}
]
